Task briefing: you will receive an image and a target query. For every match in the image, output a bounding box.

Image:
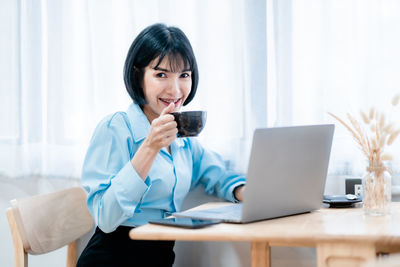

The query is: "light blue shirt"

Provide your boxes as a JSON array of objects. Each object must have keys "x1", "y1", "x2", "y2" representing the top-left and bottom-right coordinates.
[{"x1": 81, "y1": 103, "x2": 246, "y2": 233}]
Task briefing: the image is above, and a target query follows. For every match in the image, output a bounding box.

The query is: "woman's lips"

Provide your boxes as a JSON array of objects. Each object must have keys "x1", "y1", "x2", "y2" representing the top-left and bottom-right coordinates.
[{"x1": 160, "y1": 98, "x2": 181, "y2": 108}]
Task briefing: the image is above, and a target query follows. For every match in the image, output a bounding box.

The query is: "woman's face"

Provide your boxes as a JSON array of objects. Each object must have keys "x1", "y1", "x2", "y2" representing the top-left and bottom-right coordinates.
[{"x1": 142, "y1": 56, "x2": 192, "y2": 122}]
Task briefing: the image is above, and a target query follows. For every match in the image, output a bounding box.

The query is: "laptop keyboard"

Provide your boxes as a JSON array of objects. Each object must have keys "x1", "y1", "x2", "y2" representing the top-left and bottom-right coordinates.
[{"x1": 174, "y1": 203, "x2": 243, "y2": 222}]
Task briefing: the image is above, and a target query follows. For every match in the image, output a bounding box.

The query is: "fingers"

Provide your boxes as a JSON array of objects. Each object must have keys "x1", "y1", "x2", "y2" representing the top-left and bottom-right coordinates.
[
  {"x1": 145, "y1": 103, "x2": 179, "y2": 151},
  {"x1": 160, "y1": 103, "x2": 175, "y2": 116},
  {"x1": 162, "y1": 128, "x2": 179, "y2": 144},
  {"x1": 147, "y1": 126, "x2": 178, "y2": 150},
  {"x1": 152, "y1": 116, "x2": 176, "y2": 129},
  {"x1": 145, "y1": 114, "x2": 178, "y2": 151}
]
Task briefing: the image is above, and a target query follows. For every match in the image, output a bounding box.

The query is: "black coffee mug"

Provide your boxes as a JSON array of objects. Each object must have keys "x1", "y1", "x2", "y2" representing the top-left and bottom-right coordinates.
[{"x1": 170, "y1": 111, "x2": 207, "y2": 137}]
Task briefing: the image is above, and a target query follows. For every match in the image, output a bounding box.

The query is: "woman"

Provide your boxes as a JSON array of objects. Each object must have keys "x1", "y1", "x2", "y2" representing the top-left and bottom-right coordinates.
[{"x1": 77, "y1": 23, "x2": 246, "y2": 267}]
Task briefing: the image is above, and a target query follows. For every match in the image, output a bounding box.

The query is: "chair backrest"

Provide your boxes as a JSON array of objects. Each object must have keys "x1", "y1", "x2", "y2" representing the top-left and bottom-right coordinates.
[
  {"x1": 6, "y1": 187, "x2": 94, "y2": 267},
  {"x1": 363, "y1": 254, "x2": 400, "y2": 267}
]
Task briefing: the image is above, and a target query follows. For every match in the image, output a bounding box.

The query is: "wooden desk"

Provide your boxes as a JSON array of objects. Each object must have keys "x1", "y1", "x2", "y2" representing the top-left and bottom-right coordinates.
[{"x1": 129, "y1": 202, "x2": 400, "y2": 267}]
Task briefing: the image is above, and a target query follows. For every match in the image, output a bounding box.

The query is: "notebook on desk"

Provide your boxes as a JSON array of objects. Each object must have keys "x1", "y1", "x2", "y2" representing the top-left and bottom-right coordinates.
[{"x1": 173, "y1": 124, "x2": 335, "y2": 223}]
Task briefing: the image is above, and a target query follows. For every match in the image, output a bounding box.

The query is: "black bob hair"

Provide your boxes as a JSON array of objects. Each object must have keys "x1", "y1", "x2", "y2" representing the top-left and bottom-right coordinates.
[{"x1": 123, "y1": 23, "x2": 199, "y2": 106}]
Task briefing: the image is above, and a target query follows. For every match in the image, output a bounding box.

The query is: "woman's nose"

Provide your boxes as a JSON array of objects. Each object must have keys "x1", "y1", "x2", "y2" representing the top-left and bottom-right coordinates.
[{"x1": 167, "y1": 78, "x2": 181, "y2": 95}]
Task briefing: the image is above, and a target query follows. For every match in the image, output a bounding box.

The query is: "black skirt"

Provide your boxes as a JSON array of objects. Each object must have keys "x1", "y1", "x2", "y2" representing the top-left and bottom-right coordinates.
[{"x1": 77, "y1": 226, "x2": 175, "y2": 267}]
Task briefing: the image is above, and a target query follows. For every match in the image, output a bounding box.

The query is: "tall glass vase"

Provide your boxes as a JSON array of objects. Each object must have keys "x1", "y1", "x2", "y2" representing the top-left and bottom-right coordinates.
[{"x1": 362, "y1": 164, "x2": 392, "y2": 216}]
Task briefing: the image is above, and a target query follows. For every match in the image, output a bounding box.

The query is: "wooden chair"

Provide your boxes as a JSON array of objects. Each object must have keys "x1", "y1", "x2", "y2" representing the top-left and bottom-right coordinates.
[
  {"x1": 6, "y1": 187, "x2": 94, "y2": 267},
  {"x1": 363, "y1": 253, "x2": 400, "y2": 267}
]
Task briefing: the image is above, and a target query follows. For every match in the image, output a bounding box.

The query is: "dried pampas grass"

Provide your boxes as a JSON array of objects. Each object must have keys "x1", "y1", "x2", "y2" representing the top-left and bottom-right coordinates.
[
  {"x1": 328, "y1": 95, "x2": 400, "y2": 166},
  {"x1": 329, "y1": 95, "x2": 400, "y2": 215}
]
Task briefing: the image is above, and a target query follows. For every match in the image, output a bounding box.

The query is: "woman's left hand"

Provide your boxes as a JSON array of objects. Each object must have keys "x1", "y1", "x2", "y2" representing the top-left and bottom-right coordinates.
[{"x1": 234, "y1": 185, "x2": 245, "y2": 202}]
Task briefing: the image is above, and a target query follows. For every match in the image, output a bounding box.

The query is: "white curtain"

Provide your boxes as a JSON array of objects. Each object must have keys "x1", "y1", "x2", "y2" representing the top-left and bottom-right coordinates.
[
  {"x1": 9, "y1": 0, "x2": 399, "y2": 181},
  {"x1": 267, "y1": 0, "x2": 400, "y2": 179},
  {"x1": 0, "y1": 0, "x2": 266, "y2": 178}
]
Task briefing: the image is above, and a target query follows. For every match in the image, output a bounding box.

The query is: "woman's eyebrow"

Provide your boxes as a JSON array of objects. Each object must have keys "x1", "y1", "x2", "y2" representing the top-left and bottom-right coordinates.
[
  {"x1": 153, "y1": 67, "x2": 191, "y2": 73},
  {"x1": 153, "y1": 67, "x2": 170, "y2": 72}
]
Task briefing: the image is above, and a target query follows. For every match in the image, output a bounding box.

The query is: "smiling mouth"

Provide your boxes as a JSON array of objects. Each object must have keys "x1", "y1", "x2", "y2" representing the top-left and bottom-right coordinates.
[{"x1": 159, "y1": 98, "x2": 182, "y2": 108}]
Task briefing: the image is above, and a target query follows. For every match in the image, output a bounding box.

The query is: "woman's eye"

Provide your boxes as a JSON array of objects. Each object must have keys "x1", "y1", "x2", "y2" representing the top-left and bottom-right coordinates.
[
  {"x1": 156, "y1": 73, "x2": 166, "y2": 78},
  {"x1": 181, "y1": 73, "x2": 190, "y2": 78}
]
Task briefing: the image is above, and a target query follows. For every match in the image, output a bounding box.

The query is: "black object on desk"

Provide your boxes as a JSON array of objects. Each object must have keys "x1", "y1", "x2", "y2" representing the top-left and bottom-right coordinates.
[
  {"x1": 345, "y1": 178, "x2": 362, "y2": 195},
  {"x1": 149, "y1": 217, "x2": 221, "y2": 229},
  {"x1": 323, "y1": 194, "x2": 362, "y2": 208}
]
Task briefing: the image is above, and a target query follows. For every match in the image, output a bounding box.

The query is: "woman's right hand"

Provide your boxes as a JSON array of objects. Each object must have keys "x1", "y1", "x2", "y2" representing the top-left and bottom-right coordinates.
[
  {"x1": 143, "y1": 103, "x2": 178, "y2": 152},
  {"x1": 131, "y1": 103, "x2": 177, "y2": 180}
]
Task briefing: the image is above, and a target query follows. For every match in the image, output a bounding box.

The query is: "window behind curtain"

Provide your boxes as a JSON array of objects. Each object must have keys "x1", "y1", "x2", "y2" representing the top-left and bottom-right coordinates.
[
  {"x1": 268, "y1": 0, "x2": 400, "y2": 186},
  {"x1": 0, "y1": 0, "x2": 267, "y2": 178}
]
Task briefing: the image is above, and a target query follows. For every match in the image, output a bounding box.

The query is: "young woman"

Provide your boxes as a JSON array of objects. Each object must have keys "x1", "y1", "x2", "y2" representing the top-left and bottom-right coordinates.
[{"x1": 77, "y1": 23, "x2": 246, "y2": 267}]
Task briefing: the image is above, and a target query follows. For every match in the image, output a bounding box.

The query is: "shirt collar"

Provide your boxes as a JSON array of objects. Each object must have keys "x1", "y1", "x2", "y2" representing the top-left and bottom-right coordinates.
[
  {"x1": 126, "y1": 103, "x2": 187, "y2": 148},
  {"x1": 175, "y1": 138, "x2": 186, "y2": 148},
  {"x1": 127, "y1": 103, "x2": 150, "y2": 143}
]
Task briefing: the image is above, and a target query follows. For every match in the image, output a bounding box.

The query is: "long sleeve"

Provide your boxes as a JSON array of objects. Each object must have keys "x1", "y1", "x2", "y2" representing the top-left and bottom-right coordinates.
[
  {"x1": 81, "y1": 103, "x2": 247, "y2": 231},
  {"x1": 189, "y1": 138, "x2": 246, "y2": 202},
  {"x1": 81, "y1": 112, "x2": 149, "y2": 233}
]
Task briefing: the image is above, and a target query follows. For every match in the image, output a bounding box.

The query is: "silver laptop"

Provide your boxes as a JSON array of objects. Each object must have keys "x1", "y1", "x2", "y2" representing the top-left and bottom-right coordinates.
[{"x1": 173, "y1": 124, "x2": 335, "y2": 223}]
